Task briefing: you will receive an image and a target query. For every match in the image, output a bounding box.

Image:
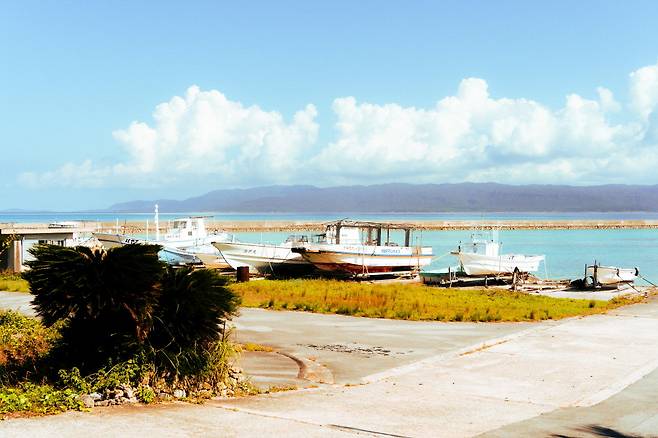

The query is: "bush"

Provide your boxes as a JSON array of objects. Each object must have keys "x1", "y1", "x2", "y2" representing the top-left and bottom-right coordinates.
[
  {"x1": 0, "y1": 383, "x2": 83, "y2": 415},
  {"x1": 0, "y1": 311, "x2": 60, "y2": 384},
  {"x1": 149, "y1": 267, "x2": 240, "y2": 376},
  {"x1": 22, "y1": 244, "x2": 240, "y2": 383},
  {"x1": 24, "y1": 244, "x2": 164, "y2": 372}
]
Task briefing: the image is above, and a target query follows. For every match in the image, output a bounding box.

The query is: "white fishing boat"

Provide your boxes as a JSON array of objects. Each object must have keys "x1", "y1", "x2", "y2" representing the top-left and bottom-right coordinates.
[
  {"x1": 291, "y1": 220, "x2": 434, "y2": 277},
  {"x1": 212, "y1": 235, "x2": 313, "y2": 275},
  {"x1": 585, "y1": 264, "x2": 639, "y2": 285},
  {"x1": 92, "y1": 232, "x2": 202, "y2": 265},
  {"x1": 154, "y1": 215, "x2": 231, "y2": 266},
  {"x1": 451, "y1": 231, "x2": 544, "y2": 276},
  {"x1": 94, "y1": 206, "x2": 231, "y2": 267}
]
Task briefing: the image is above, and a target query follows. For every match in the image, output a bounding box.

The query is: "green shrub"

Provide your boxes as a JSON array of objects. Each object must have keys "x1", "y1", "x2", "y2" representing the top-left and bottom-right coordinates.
[
  {"x1": 0, "y1": 383, "x2": 83, "y2": 415},
  {"x1": 149, "y1": 267, "x2": 240, "y2": 376},
  {"x1": 0, "y1": 310, "x2": 60, "y2": 384},
  {"x1": 24, "y1": 244, "x2": 163, "y2": 372},
  {"x1": 137, "y1": 385, "x2": 156, "y2": 403}
]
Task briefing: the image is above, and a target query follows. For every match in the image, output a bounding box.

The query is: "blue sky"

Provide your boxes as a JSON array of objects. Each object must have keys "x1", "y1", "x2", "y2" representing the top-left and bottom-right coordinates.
[{"x1": 2, "y1": 1, "x2": 658, "y2": 210}]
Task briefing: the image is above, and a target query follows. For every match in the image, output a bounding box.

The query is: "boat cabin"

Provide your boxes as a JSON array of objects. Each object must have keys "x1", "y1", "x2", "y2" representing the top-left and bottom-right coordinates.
[
  {"x1": 164, "y1": 217, "x2": 210, "y2": 240},
  {"x1": 458, "y1": 231, "x2": 501, "y2": 256},
  {"x1": 320, "y1": 220, "x2": 418, "y2": 247}
]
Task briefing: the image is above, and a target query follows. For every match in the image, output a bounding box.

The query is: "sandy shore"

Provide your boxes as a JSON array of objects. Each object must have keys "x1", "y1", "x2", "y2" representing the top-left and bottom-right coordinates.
[{"x1": 97, "y1": 219, "x2": 658, "y2": 234}]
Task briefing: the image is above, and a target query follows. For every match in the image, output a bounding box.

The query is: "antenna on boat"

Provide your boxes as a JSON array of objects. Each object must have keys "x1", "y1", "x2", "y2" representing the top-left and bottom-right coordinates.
[{"x1": 155, "y1": 204, "x2": 160, "y2": 241}]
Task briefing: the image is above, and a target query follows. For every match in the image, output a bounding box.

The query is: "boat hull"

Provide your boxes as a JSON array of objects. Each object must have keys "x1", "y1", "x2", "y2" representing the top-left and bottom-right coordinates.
[
  {"x1": 586, "y1": 266, "x2": 638, "y2": 285},
  {"x1": 212, "y1": 242, "x2": 313, "y2": 275},
  {"x1": 94, "y1": 233, "x2": 227, "y2": 267},
  {"x1": 454, "y1": 252, "x2": 544, "y2": 276},
  {"x1": 293, "y1": 244, "x2": 433, "y2": 276},
  {"x1": 94, "y1": 233, "x2": 202, "y2": 265}
]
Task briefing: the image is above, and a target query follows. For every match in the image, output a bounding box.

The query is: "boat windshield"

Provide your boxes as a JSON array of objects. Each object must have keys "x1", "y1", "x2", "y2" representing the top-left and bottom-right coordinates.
[{"x1": 285, "y1": 235, "x2": 309, "y2": 243}]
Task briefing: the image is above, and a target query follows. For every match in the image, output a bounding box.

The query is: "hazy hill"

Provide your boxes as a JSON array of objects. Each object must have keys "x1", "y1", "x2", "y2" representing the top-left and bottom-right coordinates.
[{"x1": 106, "y1": 183, "x2": 658, "y2": 213}]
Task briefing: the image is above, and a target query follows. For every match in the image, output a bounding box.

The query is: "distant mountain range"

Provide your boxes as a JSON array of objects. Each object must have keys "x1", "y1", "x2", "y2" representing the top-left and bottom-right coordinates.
[{"x1": 106, "y1": 183, "x2": 658, "y2": 213}]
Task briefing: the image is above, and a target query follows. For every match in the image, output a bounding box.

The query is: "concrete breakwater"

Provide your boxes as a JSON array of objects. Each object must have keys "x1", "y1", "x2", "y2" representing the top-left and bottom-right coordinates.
[{"x1": 101, "y1": 219, "x2": 658, "y2": 234}]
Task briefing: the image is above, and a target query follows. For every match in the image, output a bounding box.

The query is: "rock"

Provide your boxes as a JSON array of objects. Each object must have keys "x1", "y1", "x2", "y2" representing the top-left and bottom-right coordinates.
[
  {"x1": 89, "y1": 392, "x2": 102, "y2": 401},
  {"x1": 126, "y1": 397, "x2": 138, "y2": 403},
  {"x1": 80, "y1": 395, "x2": 95, "y2": 409},
  {"x1": 173, "y1": 389, "x2": 186, "y2": 399},
  {"x1": 95, "y1": 400, "x2": 110, "y2": 407},
  {"x1": 113, "y1": 390, "x2": 124, "y2": 399},
  {"x1": 123, "y1": 386, "x2": 134, "y2": 399}
]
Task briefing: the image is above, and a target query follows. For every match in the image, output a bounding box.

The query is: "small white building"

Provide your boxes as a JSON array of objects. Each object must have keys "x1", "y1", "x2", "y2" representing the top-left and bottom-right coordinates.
[{"x1": 0, "y1": 222, "x2": 98, "y2": 272}]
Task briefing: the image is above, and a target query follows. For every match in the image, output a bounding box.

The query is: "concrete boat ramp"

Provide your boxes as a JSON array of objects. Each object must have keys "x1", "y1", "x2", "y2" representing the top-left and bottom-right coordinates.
[{"x1": 1, "y1": 292, "x2": 658, "y2": 437}]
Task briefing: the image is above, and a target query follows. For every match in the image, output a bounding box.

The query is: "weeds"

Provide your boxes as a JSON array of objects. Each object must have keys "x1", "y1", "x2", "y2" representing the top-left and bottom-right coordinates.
[
  {"x1": 231, "y1": 279, "x2": 637, "y2": 322},
  {"x1": 239, "y1": 343, "x2": 274, "y2": 353},
  {"x1": 0, "y1": 271, "x2": 29, "y2": 293},
  {"x1": 0, "y1": 383, "x2": 83, "y2": 415}
]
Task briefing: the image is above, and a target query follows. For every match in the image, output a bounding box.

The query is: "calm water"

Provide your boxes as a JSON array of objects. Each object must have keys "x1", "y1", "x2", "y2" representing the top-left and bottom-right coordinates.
[
  {"x1": 231, "y1": 228, "x2": 658, "y2": 284},
  {"x1": 2, "y1": 212, "x2": 657, "y2": 283},
  {"x1": 3, "y1": 211, "x2": 658, "y2": 223}
]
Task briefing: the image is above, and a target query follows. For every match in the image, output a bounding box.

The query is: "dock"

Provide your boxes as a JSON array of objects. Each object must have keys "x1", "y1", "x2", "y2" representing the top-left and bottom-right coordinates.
[{"x1": 100, "y1": 219, "x2": 658, "y2": 234}]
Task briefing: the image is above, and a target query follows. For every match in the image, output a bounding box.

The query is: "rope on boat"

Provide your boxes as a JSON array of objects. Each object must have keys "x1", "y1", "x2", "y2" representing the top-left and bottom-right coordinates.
[
  {"x1": 430, "y1": 252, "x2": 452, "y2": 262},
  {"x1": 639, "y1": 274, "x2": 658, "y2": 288}
]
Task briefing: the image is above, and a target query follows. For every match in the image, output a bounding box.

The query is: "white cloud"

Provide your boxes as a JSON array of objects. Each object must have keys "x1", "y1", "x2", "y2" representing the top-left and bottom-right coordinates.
[
  {"x1": 21, "y1": 86, "x2": 319, "y2": 188},
  {"x1": 20, "y1": 61, "x2": 658, "y2": 190},
  {"x1": 630, "y1": 62, "x2": 658, "y2": 120}
]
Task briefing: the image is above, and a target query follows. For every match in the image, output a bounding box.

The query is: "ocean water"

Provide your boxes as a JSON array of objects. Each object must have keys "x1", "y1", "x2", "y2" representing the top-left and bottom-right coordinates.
[
  {"x1": 2, "y1": 212, "x2": 657, "y2": 284},
  {"x1": 3, "y1": 211, "x2": 658, "y2": 223},
  {"x1": 231, "y1": 228, "x2": 658, "y2": 284}
]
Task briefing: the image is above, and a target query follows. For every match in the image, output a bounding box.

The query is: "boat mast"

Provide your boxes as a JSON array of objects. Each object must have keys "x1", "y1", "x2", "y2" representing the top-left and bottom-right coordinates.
[{"x1": 155, "y1": 204, "x2": 160, "y2": 241}]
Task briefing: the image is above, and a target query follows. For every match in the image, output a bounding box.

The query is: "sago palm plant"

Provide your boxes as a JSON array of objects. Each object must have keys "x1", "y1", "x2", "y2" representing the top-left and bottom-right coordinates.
[
  {"x1": 149, "y1": 266, "x2": 241, "y2": 375},
  {"x1": 23, "y1": 244, "x2": 164, "y2": 371}
]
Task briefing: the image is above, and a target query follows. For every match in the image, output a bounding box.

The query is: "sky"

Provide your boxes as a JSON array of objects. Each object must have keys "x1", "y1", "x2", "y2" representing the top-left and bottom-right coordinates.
[{"x1": 2, "y1": 0, "x2": 658, "y2": 210}]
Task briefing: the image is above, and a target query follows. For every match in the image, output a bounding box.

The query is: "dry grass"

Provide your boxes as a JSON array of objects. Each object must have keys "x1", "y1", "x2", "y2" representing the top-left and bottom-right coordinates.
[
  {"x1": 238, "y1": 343, "x2": 274, "y2": 353},
  {"x1": 0, "y1": 272, "x2": 29, "y2": 293},
  {"x1": 231, "y1": 279, "x2": 640, "y2": 322}
]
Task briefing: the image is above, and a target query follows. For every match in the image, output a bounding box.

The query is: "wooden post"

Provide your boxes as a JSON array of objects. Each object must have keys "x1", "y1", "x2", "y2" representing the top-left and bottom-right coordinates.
[
  {"x1": 404, "y1": 229, "x2": 411, "y2": 247},
  {"x1": 335, "y1": 224, "x2": 341, "y2": 245},
  {"x1": 376, "y1": 228, "x2": 382, "y2": 246}
]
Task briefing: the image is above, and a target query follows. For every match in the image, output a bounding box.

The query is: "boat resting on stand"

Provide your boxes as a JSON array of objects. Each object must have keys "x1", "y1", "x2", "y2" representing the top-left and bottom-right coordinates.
[
  {"x1": 212, "y1": 235, "x2": 314, "y2": 276},
  {"x1": 451, "y1": 231, "x2": 544, "y2": 276},
  {"x1": 292, "y1": 220, "x2": 434, "y2": 277},
  {"x1": 585, "y1": 263, "x2": 639, "y2": 287},
  {"x1": 92, "y1": 232, "x2": 203, "y2": 266},
  {"x1": 94, "y1": 208, "x2": 230, "y2": 267}
]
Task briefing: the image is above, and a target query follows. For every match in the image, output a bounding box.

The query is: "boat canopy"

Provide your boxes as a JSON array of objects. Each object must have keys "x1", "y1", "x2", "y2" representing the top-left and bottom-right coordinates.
[{"x1": 322, "y1": 219, "x2": 419, "y2": 246}]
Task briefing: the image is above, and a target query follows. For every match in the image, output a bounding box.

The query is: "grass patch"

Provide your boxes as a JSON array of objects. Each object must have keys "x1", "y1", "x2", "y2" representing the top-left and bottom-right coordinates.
[
  {"x1": 238, "y1": 343, "x2": 274, "y2": 353},
  {"x1": 231, "y1": 279, "x2": 641, "y2": 322},
  {"x1": 0, "y1": 271, "x2": 29, "y2": 293}
]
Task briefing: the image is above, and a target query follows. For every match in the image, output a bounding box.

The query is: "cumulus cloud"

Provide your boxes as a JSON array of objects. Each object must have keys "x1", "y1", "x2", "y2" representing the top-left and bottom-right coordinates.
[
  {"x1": 20, "y1": 61, "x2": 658, "y2": 189},
  {"x1": 21, "y1": 86, "x2": 319, "y2": 188},
  {"x1": 630, "y1": 62, "x2": 658, "y2": 120}
]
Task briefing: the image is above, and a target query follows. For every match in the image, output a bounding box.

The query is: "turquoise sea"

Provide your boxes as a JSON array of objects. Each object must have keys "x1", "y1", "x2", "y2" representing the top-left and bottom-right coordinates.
[
  {"x1": 231, "y1": 228, "x2": 658, "y2": 283},
  {"x1": 2, "y1": 212, "x2": 657, "y2": 284}
]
